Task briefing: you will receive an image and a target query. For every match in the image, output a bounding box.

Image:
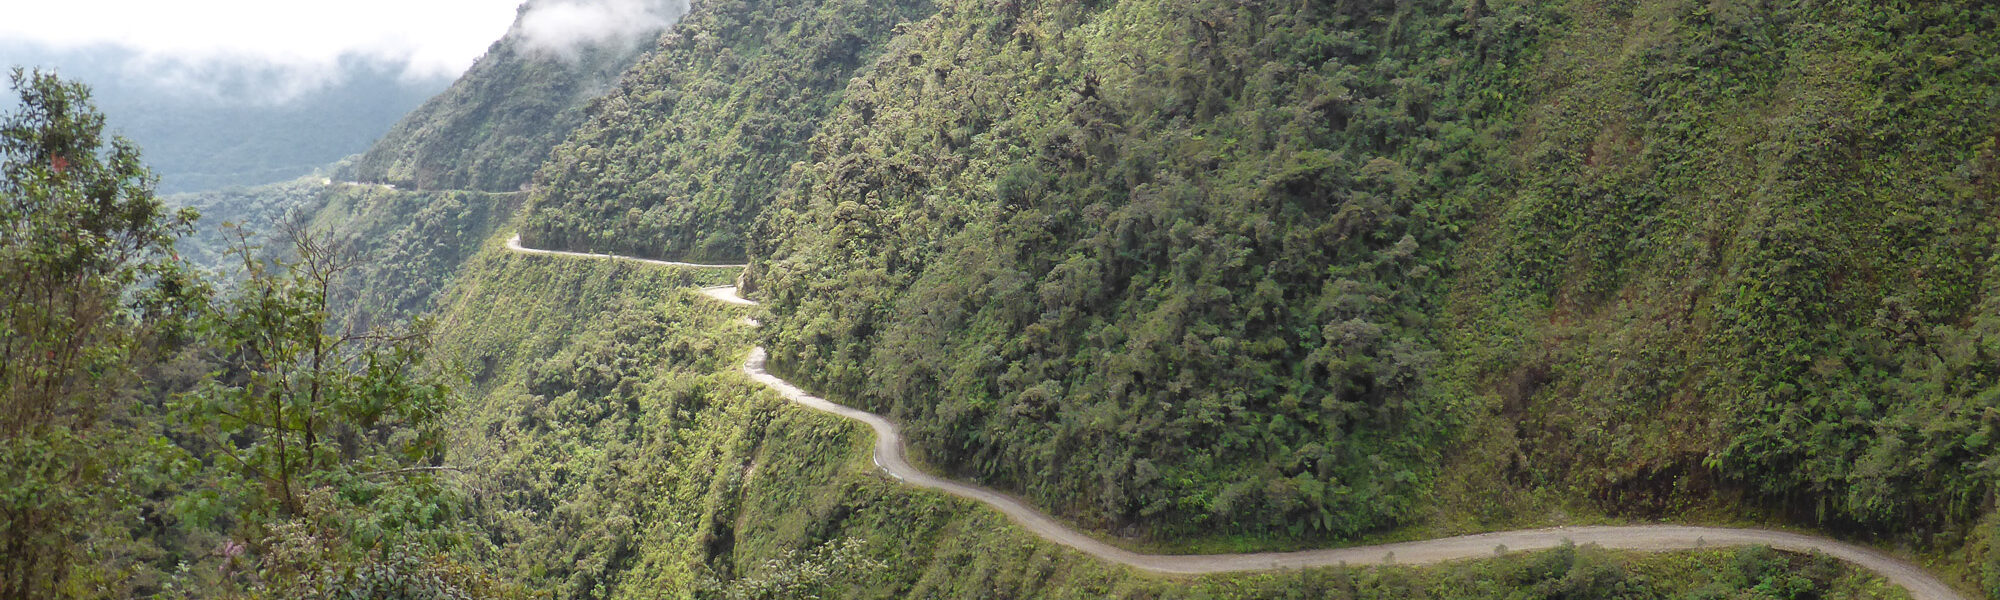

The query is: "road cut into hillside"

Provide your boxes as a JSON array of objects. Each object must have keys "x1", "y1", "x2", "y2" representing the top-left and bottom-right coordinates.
[{"x1": 504, "y1": 235, "x2": 1966, "y2": 600}]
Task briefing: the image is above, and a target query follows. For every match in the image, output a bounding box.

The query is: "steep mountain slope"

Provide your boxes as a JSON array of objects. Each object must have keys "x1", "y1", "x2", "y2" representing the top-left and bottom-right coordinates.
[
  {"x1": 426, "y1": 231, "x2": 1905, "y2": 599},
  {"x1": 518, "y1": 0, "x2": 936, "y2": 262},
  {"x1": 756, "y1": 0, "x2": 1531, "y2": 539},
  {"x1": 342, "y1": 1, "x2": 685, "y2": 192},
  {"x1": 166, "y1": 175, "x2": 329, "y2": 271},
  {"x1": 746, "y1": 0, "x2": 2000, "y2": 585},
  {"x1": 244, "y1": 0, "x2": 1993, "y2": 596},
  {"x1": 307, "y1": 185, "x2": 528, "y2": 331},
  {"x1": 1457, "y1": 0, "x2": 2000, "y2": 539},
  {"x1": 168, "y1": 178, "x2": 524, "y2": 332}
]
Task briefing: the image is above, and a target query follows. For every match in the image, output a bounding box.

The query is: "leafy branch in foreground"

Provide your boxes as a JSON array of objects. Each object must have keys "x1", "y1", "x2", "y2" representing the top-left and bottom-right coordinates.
[
  {"x1": 168, "y1": 221, "x2": 473, "y2": 596},
  {"x1": 0, "y1": 66, "x2": 201, "y2": 600}
]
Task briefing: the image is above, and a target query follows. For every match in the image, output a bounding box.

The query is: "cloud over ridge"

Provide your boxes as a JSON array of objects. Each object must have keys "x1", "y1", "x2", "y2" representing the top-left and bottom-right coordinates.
[
  {"x1": 515, "y1": 0, "x2": 691, "y2": 56},
  {"x1": 0, "y1": 0, "x2": 690, "y2": 103}
]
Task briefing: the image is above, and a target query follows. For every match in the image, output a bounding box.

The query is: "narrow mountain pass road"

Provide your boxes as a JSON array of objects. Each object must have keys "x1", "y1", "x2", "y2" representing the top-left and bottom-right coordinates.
[
  {"x1": 502, "y1": 237, "x2": 1966, "y2": 600},
  {"x1": 507, "y1": 234, "x2": 748, "y2": 269}
]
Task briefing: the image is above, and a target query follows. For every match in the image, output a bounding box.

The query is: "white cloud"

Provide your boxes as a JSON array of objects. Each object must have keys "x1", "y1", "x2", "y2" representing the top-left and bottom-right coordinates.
[
  {"x1": 0, "y1": 0, "x2": 688, "y2": 103},
  {"x1": 0, "y1": 0, "x2": 525, "y2": 79},
  {"x1": 515, "y1": 0, "x2": 690, "y2": 57}
]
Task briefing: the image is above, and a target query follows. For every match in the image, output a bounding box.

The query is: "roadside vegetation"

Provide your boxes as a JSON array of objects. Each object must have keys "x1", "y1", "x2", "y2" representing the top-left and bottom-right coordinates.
[
  {"x1": 9, "y1": 0, "x2": 1997, "y2": 595},
  {"x1": 429, "y1": 226, "x2": 1908, "y2": 599},
  {"x1": 742, "y1": 0, "x2": 2000, "y2": 587}
]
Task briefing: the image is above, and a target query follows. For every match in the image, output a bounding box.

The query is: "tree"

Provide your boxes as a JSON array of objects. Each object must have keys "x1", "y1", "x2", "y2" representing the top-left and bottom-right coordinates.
[
  {"x1": 176, "y1": 219, "x2": 459, "y2": 591},
  {"x1": 0, "y1": 68, "x2": 200, "y2": 600}
]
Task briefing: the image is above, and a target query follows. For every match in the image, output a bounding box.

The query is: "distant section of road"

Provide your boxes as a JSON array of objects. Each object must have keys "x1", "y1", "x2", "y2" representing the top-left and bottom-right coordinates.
[
  {"x1": 503, "y1": 235, "x2": 1966, "y2": 600},
  {"x1": 505, "y1": 234, "x2": 747, "y2": 269}
]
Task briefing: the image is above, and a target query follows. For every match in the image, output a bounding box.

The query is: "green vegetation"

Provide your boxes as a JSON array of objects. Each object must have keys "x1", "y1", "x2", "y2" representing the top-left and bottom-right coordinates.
[
  {"x1": 14, "y1": 0, "x2": 1996, "y2": 594},
  {"x1": 1458, "y1": 0, "x2": 2000, "y2": 546},
  {"x1": 166, "y1": 175, "x2": 329, "y2": 274},
  {"x1": 0, "y1": 69, "x2": 477, "y2": 599},
  {"x1": 519, "y1": 0, "x2": 936, "y2": 262},
  {"x1": 756, "y1": 0, "x2": 1534, "y2": 540},
  {"x1": 163, "y1": 226, "x2": 480, "y2": 598},
  {"x1": 0, "y1": 67, "x2": 201, "y2": 598},
  {"x1": 743, "y1": 0, "x2": 2000, "y2": 578},
  {"x1": 342, "y1": 10, "x2": 658, "y2": 193},
  {"x1": 170, "y1": 178, "x2": 524, "y2": 333},
  {"x1": 305, "y1": 185, "x2": 527, "y2": 332},
  {"x1": 430, "y1": 232, "x2": 1904, "y2": 599}
]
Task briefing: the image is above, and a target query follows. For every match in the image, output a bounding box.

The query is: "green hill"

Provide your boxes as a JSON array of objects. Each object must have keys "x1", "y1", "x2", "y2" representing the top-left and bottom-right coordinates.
[
  {"x1": 424, "y1": 228, "x2": 1908, "y2": 599},
  {"x1": 517, "y1": 0, "x2": 936, "y2": 262},
  {"x1": 22, "y1": 0, "x2": 1989, "y2": 597},
  {"x1": 740, "y1": 0, "x2": 1999, "y2": 584},
  {"x1": 340, "y1": 2, "x2": 671, "y2": 193},
  {"x1": 420, "y1": 0, "x2": 1999, "y2": 593}
]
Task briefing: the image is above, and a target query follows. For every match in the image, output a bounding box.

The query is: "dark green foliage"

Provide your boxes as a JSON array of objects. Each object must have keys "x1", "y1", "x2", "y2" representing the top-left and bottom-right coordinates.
[
  {"x1": 753, "y1": 0, "x2": 1532, "y2": 539},
  {"x1": 424, "y1": 246, "x2": 746, "y2": 599},
  {"x1": 174, "y1": 181, "x2": 525, "y2": 333},
  {"x1": 519, "y1": 0, "x2": 937, "y2": 262},
  {"x1": 1460, "y1": 0, "x2": 2000, "y2": 541},
  {"x1": 430, "y1": 237, "x2": 1903, "y2": 600},
  {"x1": 153, "y1": 228, "x2": 477, "y2": 598},
  {"x1": 437, "y1": 0, "x2": 1997, "y2": 590},
  {"x1": 715, "y1": 0, "x2": 2000, "y2": 573},
  {"x1": 0, "y1": 71, "x2": 489, "y2": 600},
  {"x1": 16, "y1": 0, "x2": 1987, "y2": 593},
  {"x1": 182, "y1": 228, "x2": 454, "y2": 520},
  {"x1": 0, "y1": 68, "x2": 201, "y2": 598}
]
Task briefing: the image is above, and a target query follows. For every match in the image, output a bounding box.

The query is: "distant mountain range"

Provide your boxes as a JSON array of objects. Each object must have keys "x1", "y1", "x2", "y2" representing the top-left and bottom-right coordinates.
[{"x1": 0, "y1": 42, "x2": 451, "y2": 193}]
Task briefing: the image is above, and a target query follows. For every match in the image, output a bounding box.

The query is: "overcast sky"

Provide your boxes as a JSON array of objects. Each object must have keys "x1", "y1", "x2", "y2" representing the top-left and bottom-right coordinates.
[
  {"x1": 0, "y1": 0, "x2": 525, "y2": 78},
  {"x1": 0, "y1": 0, "x2": 687, "y2": 104}
]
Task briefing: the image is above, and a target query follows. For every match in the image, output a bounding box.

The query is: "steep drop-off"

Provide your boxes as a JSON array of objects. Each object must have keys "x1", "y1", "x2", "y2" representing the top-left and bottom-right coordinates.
[{"x1": 519, "y1": 0, "x2": 937, "y2": 262}]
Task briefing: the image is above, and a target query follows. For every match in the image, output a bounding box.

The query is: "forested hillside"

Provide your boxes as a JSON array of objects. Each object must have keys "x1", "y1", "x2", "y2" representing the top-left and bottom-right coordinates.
[
  {"x1": 167, "y1": 178, "x2": 523, "y2": 333},
  {"x1": 1458, "y1": 0, "x2": 2000, "y2": 542},
  {"x1": 305, "y1": 185, "x2": 527, "y2": 331},
  {"x1": 756, "y1": 0, "x2": 1534, "y2": 540},
  {"x1": 518, "y1": 0, "x2": 936, "y2": 262},
  {"x1": 341, "y1": 1, "x2": 679, "y2": 192},
  {"x1": 424, "y1": 232, "x2": 1905, "y2": 599},
  {"x1": 166, "y1": 175, "x2": 329, "y2": 272},
  {"x1": 13, "y1": 0, "x2": 1996, "y2": 595},
  {"x1": 742, "y1": 0, "x2": 2000, "y2": 587},
  {"x1": 6, "y1": 65, "x2": 1892, "y2": 600}
]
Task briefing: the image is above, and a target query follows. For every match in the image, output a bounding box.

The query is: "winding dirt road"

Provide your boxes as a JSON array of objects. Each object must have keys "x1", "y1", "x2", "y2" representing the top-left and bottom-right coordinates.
[
  {"x1": 506, "y1": 234, "x2": 748, "y2": 269},
  {"x1": 503, "y1": 236, "x2": 1966, "y2": 599}
]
